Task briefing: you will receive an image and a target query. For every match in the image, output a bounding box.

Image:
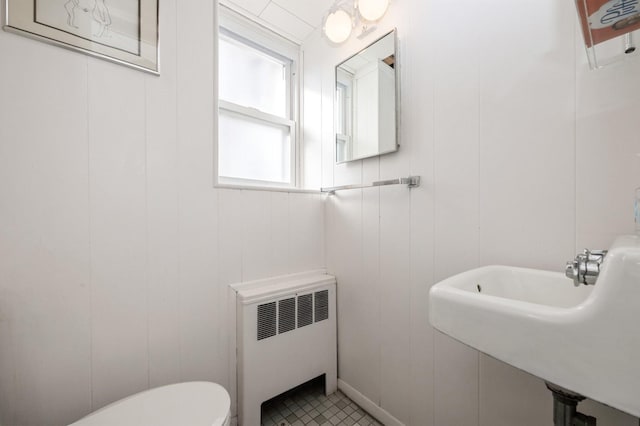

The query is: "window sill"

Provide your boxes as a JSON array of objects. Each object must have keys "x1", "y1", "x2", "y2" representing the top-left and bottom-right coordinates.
[{"x1": 214, "y1": 182, "x2": 322, "y2": 194}]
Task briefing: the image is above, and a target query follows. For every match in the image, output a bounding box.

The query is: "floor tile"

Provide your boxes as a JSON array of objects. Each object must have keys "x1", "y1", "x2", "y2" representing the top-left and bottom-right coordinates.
[{"x1": 260, "y1": 377, "x2": 383, "y2": 426}]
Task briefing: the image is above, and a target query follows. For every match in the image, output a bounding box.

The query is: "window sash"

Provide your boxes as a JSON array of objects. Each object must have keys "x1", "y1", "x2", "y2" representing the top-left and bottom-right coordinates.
[
  {"x1": 217, "y1": 5, "x2": 300, "y2": 189},
  {"x1": 220, "y1": 100, "x2": 294, "y2": 128},
  {"x1": 335, "y1": 72, "x2": 353, "y2": 163},
  {"x1": 219, "y1": 29, "x2": 293, "y2": 119},
  {"x1": 218, "y1": 100, "x2": 296, "y2": 187}
]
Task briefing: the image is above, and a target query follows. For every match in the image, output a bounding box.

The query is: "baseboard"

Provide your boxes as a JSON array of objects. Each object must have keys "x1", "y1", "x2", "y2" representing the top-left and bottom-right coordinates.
[{"x1": 337, "y1": 379, "x2": 405, "y2": 426}]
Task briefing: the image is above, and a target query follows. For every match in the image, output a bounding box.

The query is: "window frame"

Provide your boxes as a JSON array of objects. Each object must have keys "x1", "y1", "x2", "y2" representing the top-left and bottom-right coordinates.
[
  {"x1": 335, "y1": 68, "x2": 354, "y2": 163},
  {"x1": 215, "y1": 5, "x2": 301, "y2": 190}
]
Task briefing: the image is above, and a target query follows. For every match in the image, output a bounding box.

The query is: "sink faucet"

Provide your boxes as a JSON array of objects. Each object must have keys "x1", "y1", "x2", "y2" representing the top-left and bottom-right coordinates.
[{"x1": 565, "y1": 249, "x2": 608, "y2": 286}]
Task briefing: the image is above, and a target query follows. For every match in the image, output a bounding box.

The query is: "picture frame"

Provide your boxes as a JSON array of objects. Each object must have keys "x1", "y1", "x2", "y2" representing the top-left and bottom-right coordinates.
[{"x1": 3, "y1": 0, "x2": 159, "y2": 75}]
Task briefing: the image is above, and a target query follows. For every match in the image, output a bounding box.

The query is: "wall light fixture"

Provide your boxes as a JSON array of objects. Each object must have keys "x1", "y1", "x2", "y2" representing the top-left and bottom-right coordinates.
[
  {"x1": 357, "y1": 0, "x2": 390, "y2": 22},
  {"x1": 322, "y1": 0, "x2": 390, "y2": 44},
  {"x1": 324, "y1": 8, "x2": 354, "y2": 44}
]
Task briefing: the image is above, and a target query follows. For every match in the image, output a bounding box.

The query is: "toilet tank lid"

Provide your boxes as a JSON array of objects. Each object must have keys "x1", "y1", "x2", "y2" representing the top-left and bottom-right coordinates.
[{"x1": 69, "y1": 382, "x2": 230, "y2": 426}]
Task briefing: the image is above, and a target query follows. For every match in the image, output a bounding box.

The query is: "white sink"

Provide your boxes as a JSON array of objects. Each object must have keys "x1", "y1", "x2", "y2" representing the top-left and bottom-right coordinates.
[{"x1": 429, "y1": 235, "x2": 640, "y2": 418}]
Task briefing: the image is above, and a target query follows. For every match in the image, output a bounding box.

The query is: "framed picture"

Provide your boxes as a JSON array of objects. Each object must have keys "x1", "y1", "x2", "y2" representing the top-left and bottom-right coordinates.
[{"x1": 3, "y1": 0, "x2": 159, "y2": 74}]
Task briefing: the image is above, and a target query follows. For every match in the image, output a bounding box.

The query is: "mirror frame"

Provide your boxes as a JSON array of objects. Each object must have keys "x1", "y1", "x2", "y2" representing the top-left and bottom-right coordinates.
[{"x1": 334, "y1": 29, "x2": 399, "y2": 164}]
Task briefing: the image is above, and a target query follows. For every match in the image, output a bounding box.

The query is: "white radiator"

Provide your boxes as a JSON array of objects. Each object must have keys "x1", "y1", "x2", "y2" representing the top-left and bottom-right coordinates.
[{"x1": 231, "y1": 271, "x2": 337, "y2": 426}]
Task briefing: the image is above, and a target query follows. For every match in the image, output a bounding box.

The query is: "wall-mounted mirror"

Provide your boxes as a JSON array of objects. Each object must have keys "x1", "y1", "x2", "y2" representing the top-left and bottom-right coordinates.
[{"x1": 335, "y1": 30, "x2": 397, "y2": 164}]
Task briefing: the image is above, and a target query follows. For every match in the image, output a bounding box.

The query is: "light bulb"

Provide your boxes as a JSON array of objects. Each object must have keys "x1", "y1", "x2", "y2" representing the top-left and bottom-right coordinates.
[
  {"x1": 357, "y1": 0, "x2": 390, "y2": 21},
  {"x1": 324, "y1": 9, "x2": 353, "y2": 44}
]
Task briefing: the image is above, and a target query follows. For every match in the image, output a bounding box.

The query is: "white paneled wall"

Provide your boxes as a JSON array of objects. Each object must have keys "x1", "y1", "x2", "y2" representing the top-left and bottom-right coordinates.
[
  {"x1": 87, "y1": 60, "x2": 149, "y2": 411},
  {"x1": 308, "y1": 0, "x2": 640, "y2": 425},
  {"x1": 2, "y1": 0, "x2": 640, "y2": 425},
  {"x1": 0, "y1": 1, "x2": 325, "y2": 425},
  {"x1": 0, "y1": 34, "x2": 93, "y2": 426}
]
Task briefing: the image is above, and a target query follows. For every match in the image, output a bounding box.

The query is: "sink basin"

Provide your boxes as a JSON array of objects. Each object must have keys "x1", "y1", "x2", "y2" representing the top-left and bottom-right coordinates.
[{"x1": 429, "y1": 235, "x2": 640, "y2": 418}]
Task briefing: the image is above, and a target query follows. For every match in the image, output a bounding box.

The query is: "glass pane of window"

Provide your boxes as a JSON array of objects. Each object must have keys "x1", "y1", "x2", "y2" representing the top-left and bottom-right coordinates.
[
  {"x1": 336, "y1": 83, "x2": 345, "y2": 135},
  {"x1": 219, "y1": 110, "x2": 291, "y2": 183},
  {"x1": 219, "y1": 35, "x2": 288, "y2": 118},
  {"x1": 336, "y1": 137, "x2": 347, "y2": 163}
]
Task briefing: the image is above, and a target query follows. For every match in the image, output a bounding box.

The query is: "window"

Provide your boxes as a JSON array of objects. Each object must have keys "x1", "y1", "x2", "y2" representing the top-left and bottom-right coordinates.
[
  {"x1": 217, "y1": 8, "x2": 299, "y2": 188},
  {"x1": 335, "y1": 69, "x2": 353, "y2": 163}
]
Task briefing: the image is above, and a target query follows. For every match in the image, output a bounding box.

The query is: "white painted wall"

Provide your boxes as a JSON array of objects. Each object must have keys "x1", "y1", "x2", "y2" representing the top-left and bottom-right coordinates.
[
  {"x1": 0, "y1": 1, "x2": 325, "y2": 425},
  {"x1": 305, "y1": 0, "x2": 640, "y2": 425},
  {"x1": 2, "y1": 0, "x2": 640, "y2": 425}
]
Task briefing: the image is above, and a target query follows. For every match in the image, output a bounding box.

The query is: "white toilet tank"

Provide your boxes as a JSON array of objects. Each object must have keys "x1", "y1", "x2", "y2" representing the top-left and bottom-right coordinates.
[{"x1": 69, "y1": 382, "x2": 230, "y2": 426}]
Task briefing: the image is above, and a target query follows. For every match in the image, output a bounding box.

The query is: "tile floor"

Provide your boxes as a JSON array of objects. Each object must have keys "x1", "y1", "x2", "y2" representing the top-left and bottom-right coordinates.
[{"x1": 261, "y1": 378, "x2": 383, "y2": 426}]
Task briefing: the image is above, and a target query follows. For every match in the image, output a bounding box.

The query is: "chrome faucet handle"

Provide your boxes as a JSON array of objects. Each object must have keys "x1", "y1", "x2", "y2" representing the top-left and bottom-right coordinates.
[
  {"x1": 565, "y1": 249, "x2": 608, "y2": 286},
  {"x1": 565, "y1": 258, "x2": 580, "y2": 284}
]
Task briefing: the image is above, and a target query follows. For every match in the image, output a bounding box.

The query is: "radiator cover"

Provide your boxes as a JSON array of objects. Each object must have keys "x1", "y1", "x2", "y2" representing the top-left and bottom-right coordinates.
[{"x1": 231, "y1": 271, "x2": 337, "y2": 426}]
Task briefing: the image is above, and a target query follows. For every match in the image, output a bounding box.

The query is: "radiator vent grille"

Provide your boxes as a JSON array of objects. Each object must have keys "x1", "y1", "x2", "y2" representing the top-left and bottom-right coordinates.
[
  {"x1": 297, "y1": 294, "x2": 313, "y2": 328},
  {"x1": 257, "y1": 302, "x2": 277, "y2": 340},
  {"x1": 315, "y1": 290, "x2": 329, "y2": 322},
  {"x1": 278, "y1": 298, "x2": 296, "y2": 334},
  {"x1": 256, "y1": 289, "x2": 330, "y2": 341}
]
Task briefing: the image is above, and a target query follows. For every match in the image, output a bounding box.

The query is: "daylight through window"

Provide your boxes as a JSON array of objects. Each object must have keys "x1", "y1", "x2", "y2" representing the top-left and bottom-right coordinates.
[{"x1": 217, "y1": 8, "x2": 299, "y2": 188}]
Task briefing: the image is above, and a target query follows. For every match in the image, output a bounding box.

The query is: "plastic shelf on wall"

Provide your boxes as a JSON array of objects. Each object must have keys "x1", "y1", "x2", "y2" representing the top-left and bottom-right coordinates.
[{"x1": 576, "y1": 0, "x2": 640, "y2": 69}]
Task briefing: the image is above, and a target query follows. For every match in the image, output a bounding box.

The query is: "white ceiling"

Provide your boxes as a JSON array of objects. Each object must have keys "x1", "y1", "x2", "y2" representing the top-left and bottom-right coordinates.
[{"x1": 220, "y1": 0, "x2": 335, "y2": 44}]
